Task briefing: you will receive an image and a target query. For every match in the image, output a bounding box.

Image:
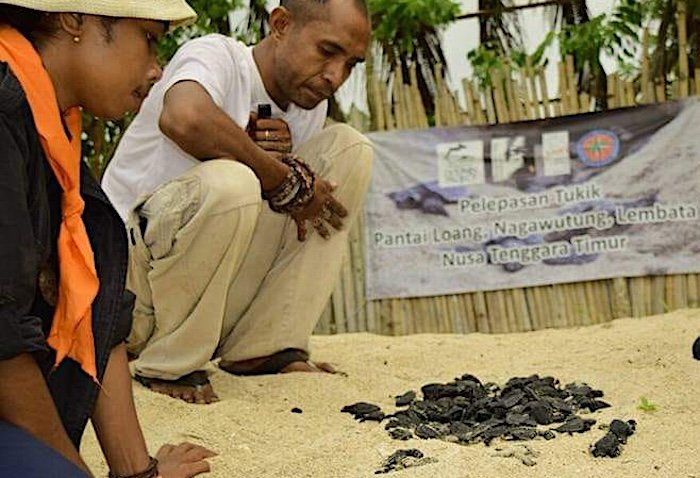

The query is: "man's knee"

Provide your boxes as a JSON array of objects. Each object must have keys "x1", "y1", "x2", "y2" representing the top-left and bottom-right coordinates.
[
  {"x1": 193, "y1": 160, "x2": 263, "y2": 213},
  {"x1": 322, "y1": 123, "x2": 372, "y2": 155}
]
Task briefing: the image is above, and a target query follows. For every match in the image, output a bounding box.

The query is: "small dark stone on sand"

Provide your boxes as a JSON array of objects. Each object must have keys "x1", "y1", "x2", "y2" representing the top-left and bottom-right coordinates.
[
  {"x1": 291, "y1": 407, "x2": 303, "y2": 414},
  {"x1": 538, "y1": 430, "x2": 556, "y2": 440},
  {"x1": 395, "y1": 391, "x2": 417, "y2": 407},
  {"x1": 693, "y1": 336, "x2": 700, "y2": 360}
]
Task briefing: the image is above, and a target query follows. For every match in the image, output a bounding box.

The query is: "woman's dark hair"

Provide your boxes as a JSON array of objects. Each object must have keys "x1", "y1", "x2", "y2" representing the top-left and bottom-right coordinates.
[
  {"x1": 0, "y1": 5, "x2": 120, "y2": 47},
  {"x1": 0, "y1": 5, "x2": 60, "y2": 47}
]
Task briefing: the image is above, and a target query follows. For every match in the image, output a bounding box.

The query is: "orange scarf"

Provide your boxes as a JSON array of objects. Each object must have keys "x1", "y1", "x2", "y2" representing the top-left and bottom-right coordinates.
[{"x1": 0, "y1": 27, "x2": 100, "y2": 381}]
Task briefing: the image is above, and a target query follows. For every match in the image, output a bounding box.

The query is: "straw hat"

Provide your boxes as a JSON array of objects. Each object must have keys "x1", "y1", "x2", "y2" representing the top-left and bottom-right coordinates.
[{"x1": 0, "y1": 0, "x2": 197, "y2": 31}]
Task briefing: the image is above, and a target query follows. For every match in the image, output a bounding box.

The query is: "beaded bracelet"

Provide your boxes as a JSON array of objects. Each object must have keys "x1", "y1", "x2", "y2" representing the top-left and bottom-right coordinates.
[
  {"x1": 108, "y1": 456, "x2": 160, "y2": 478},
  {"x1": 263, "y1": 154, "x2": 316, "y2": 214}
]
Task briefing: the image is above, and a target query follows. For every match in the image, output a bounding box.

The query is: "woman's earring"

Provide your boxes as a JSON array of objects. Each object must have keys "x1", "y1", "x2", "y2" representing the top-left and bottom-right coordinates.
[{"x1": 73, "y1": 36, "x2": 81, "y2": 43}]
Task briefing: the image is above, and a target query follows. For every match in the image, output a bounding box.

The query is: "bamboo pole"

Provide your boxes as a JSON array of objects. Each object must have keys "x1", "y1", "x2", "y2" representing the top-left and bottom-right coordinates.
[
  {"x1": 526, "y1": 59, "x2": 540, "y2": 119},
  {"x1": 625, "y1": 81, "x2": 636, "y2": 107},
  {"x1": 616, "y1": 73, "x2": 626, "y2": 108},
  {"x1": 611, "y1": 277, "x2": 632, "y2": 318},
  {"x1": 341, "y1": 249, "x2": 358, "y2": 332},
  {"x1": 655, "y1": 78, "x2": 666, "y2": 103},
  {"x1": 393, "y1": 67, "x2": 407, "y2": 130},
  {"x1": 409, "y1": 63, "x2": 428, "y2": 129},
  {"x1": 688, "y1": 274, "x2": 699, "y2": 308},
  {"x1": 678, "y1": 0, "x2": 690, "y2": 98},
  {"x1": 607, "y1": 74, "x2": 618, "y2": 109},
  {"x1": 484, "y1": 84, "x2": 498, "y2": 124},
  {"x1": 550, "y1": 285, "x2": 569, "y2": 328},
  {"x1": 332, "y1": 279, "x2": 346, "y2": 333},
  {"x1": 565, "y1": 55, "x2": 579, "y2": 113},
  {"x1": 491, "y1": 68, "x2": 511, "y2": 123},
  {"x1": 557, "y1": 62, "x2": 570, "y2": 115},
  {"x1": 503, "y1": 63, "x2": 520, "y2": 121},
  {"x1": 461, "y1": 294, "x2": 478, "y2": 333},
  {"x1": 462, "y1": 78, "x2": 477, "y2": 124},
  {"x1": 537, "y1": 69, "x2": 552, "y2": 118},
  {"x1": 378, "y1": 81, "x2": 394, "y2": 131}
]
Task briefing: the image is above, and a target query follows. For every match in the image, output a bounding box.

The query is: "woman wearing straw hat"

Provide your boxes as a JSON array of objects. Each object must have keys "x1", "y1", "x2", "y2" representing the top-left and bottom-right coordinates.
[{"x1": 0, "y1": 1, "x2": 215, "y2": 477}]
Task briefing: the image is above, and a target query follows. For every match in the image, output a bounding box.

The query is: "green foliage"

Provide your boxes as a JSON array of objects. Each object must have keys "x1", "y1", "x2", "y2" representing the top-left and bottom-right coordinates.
[
  {"x1": 467, "y1": 43, "x2": 505, "y2": 88},
  {"x1": 637, "y1": 396, "x2": 658, "y2": 412},
  {"x1": 369, "y1": 0, "x2": 460, "y2": 57},
  {"x1": 368, "y1": 0, "x2": 460, "y2": 119},
  {"x1": 559, "y1": 0, "x2": 644, "y2": 79},
  {"x1": 467, "y1": 0, "x2": 644, "y2": 92},
  {"x1": 468, "y1": 31, "x2": 555, "y2": 88},
  {"x1": 158, "y1": 0, "x2": 241, "y2": 62}
]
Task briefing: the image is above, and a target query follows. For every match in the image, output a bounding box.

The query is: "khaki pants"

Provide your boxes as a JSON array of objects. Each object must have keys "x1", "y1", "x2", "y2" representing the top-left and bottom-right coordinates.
[{"x1": 126, "y1": 124, "x2": 373, "y2": 380}]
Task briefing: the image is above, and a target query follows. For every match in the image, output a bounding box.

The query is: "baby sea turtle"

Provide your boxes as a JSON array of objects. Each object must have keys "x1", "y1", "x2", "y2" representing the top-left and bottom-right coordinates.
[
  {"x1": 343, "y1": 373, "x2": 618, "y2": 463},
  {"x1": 374, "y1": 449, "x2": 435, "y2": 475},
  {"x1": 554, "y1": 416, "x2": 596, "y2": 434},
  {"x1": 395, "y1": 391, "x2": 417, "y2": 407},
  {"x1": 341, "y1": 402, "x2": 385, "y2": 422},
  {"x1": 590, "y1": 419, "x2": 636, "y2": 458}
]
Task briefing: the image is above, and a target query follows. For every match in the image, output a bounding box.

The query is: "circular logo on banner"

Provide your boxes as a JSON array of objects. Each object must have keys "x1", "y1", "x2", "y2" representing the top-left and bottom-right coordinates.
[{"x1": 576, "y1": 130, "x2": 620, "y2": 167}]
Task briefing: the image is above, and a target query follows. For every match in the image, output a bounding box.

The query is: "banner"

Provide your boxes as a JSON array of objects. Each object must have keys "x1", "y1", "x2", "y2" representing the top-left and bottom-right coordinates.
[{"x1": 365, "y1": 100, "x2": 700, "y2": 300}]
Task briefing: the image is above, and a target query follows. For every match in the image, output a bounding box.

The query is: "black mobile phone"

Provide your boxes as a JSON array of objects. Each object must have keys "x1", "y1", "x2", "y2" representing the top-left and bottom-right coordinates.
[{"x1": 257, "y1": 103, "x2": 272, "y2": 119}]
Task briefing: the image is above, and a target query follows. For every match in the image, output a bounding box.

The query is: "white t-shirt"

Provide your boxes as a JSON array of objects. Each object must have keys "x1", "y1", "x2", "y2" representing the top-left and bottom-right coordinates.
[{"x1": 102, "y1": 34, "x2": 328, "y2": 221}]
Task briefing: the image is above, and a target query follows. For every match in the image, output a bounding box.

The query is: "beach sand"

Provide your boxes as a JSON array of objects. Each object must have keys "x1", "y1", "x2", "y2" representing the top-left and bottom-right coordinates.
[{"x1": 82, "y1": 308, "x2": 700, "y2": 478}]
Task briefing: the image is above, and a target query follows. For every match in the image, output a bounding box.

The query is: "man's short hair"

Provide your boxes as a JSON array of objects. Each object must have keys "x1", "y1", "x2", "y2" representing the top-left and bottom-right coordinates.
[{"x1": 280, "y1": 0, "x2": 369, "y2": 23}]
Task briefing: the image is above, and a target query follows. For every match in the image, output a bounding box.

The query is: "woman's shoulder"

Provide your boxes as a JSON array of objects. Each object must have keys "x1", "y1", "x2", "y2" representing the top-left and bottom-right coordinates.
[{"x1": 0, "y1": 61, "x2": 28, "y2": 117}]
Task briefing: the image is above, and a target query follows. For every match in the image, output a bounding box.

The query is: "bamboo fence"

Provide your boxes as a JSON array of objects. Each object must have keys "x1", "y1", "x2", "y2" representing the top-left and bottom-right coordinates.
[{"x1": 315, "y1": 2, "x2": 700, "y2": 336}]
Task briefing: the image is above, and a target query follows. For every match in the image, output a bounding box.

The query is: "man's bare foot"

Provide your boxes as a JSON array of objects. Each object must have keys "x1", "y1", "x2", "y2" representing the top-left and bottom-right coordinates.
[
  {"x1": 135, "y1": 371, "x2": 220, "y2": 404},
  {"x1": 219, "y1": 348, "x2": 340, "y2": 376},
  {"x1": 278, "y1": 360, "x2": 337, "y2": 373}
]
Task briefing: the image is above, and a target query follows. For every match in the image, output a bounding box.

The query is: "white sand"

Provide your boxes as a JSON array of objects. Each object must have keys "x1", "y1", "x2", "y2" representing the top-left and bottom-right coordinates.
[{"x1": 82, "y1": 309, "x2": 700, "y2": 478}]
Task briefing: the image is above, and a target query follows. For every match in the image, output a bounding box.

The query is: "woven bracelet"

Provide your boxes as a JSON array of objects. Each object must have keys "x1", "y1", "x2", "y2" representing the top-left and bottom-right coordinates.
[{"x1": 263, "y1": 154, "x2": 316, "y2": 214}]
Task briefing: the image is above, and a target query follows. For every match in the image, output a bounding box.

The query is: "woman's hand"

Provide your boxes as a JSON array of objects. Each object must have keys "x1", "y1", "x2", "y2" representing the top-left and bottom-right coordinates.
[{"x1": 155, "y1": 442, "x2": 216, "y2": 478}]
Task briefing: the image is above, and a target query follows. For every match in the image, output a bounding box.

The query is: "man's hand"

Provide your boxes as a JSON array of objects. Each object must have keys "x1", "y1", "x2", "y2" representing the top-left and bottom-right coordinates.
[
  {"x1": 156, "y1": 442, "x2": 217, "y2": 478},
  {"x1": 292, "y1": 178, "x2": 348, "y2": 241},
  {"x1": 248, "y1": 114, "x2": 292, "y2": 160}
]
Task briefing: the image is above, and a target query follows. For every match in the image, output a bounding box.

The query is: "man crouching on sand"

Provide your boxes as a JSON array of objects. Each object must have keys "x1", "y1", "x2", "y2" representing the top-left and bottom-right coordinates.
[{"x1": 101, "y1": 0, "x2": 373, "y2": 404}]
